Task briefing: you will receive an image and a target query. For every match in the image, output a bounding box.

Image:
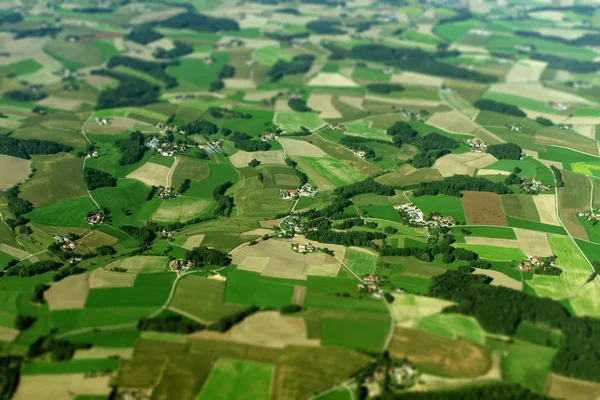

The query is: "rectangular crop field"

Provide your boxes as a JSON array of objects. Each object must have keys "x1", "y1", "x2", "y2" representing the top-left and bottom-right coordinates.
[
  {"x1": 415, "y1": 314, "x2": 485, "y2": 345},
  {"x1": 548, "y1": 235, "x2": 590, "y2": 271},
  {"x1": 507, "y1": 217, "x2": 567, "y2": 235},
  {"x1": 301, "y1": 156, "x2": 365, "y2": 187},
  {"x1": 225, "y1": 269, "x2": 295, "y2": 308},
  {"x1": 343, "y1": 248, "x2": 378, "y2": 275},
  {"x1": 197, "y1": 358, "x2": 275, "y2": 400},
  {"x1": 320, "y1": 318, "x2": 389, "y2": 353},
  {"x1": 461, "y1": 191, "x2": 508, "y2": 226},
  {"x1": 451, "y1": 226, "x2": 516, "y2": 242},
  {"x1": 360, "y1": 205, "x2": 401, "y2": 222},
  {"x1": 25, "y1": 197, "x2": 97, "y2": 228},
  {"x1": 500, "y1": 195, "x2": 540, "y2": 222},
  {"x1": 411, "y1": 195, "x2": 467, "y2": 223},
  {"x1": 454, "y1": 244, "x2": 525, "y2": 262}
]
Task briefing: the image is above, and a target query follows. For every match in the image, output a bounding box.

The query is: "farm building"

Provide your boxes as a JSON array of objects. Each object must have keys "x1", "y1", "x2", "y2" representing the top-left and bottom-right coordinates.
[
  {"x1": 299, "y1": 183, "x2": 318, "y2": 197},
  {"x1": 281, "y1": 189, "x2": 299, "y2": 200},
  {"x1": 466, "y1": 138, "x2": 487, "y2": 153}
]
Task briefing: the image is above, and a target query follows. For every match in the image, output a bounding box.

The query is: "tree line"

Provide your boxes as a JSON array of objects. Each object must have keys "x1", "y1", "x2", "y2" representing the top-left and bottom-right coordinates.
[
  {"x1": 5, "y1": 260, "x2": 63, "y2": 277},
  {"x1": 474, "y1": 99, "x2": 526, "y2": 117},
  {"x1": 231, "y1": 131, "x2": 271, "y2": 152},
  {"x1": 213, "y1": 181, "x2": 234, "y2": 217},
  {"x1": 487, "y1": 143, "x2": 522, "y2": 160},
  {"x1": 149, "y1": 11, "x2": 239, "y2": 32},
  {"x1": 125, "y1": 26, "x2": 163, "y2": 45},
  {"x1": 412, "y1": 175, "x2": 511, "y2": 197},
  {"x1": 186, "y1": 246, "x2": 231, "y2": 267},
  {"x1": 92, "y1": 70, "x2": 161, "y2": 109},
  {"x1": 0, "y1": 134, "x2": 73, "y2": 159},
  {"x1": 107, "y1": 56, "x2": 178, "y2": 89},
  {"x1": 116, "y1": 131, "x2": 148, "y2": 166},
  {"x1": 84, "y1": 168, "x2": 117, "y2": 190},
  {"x1": 268, "y1": 55, "x2": 315, "y2": 82}
]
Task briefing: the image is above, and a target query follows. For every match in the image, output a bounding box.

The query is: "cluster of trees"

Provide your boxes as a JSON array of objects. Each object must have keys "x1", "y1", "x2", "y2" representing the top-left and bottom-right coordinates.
[
  {"x1": 125, "y1": 26, "x2": 163, "y2": 44},
  {"x1": 31, "y1": 283, "x2": 49, "y2": 304},
  {"x1": 536, "y1": 116, "x2": 554, "y2": 126},
  {"x1": 366, "y1": 83, "x2": 405, "y2": 94},
  {"x1": 97, "y1": 245, "x2": 117, "y2": 256},
  {"x1": 487, "y1": 143, "x2": 522, "y2": 160},
  {"x1": 186, "y1": 246, "x2": 231, "y2": 267},
  {"x1": 333, "y1": 218, "x2": 364, "y2": 230},
  {"x1": 288, "y1": 98, "x2": 312, "y2": 112},
  {"x1": 5, "y1": 186, "x2": 32, "y2": 220},
  {"x1": 121, "y1": 225, "x2": 156, "y2": 247},
  {"x1": 213, "y1": 181, "x2": 234, "y2": 217},
  {"x1": 5, "y1": 260, "x2": 63, "y2": 277},
  {"x1": 138, "y1": 315, "x2": 204, "y2": 333},
  {"x1": 182, "y1": 119, "x2": 219, "y2": 136},
  {"x1": 179, "y1": 179, "x2": 191, "y2": 194},
  {"x1": 305, "y1": 230, "x2": 386, "y2": 248},
  {"x1": 14, "y1": 315, "x2": 36, "y2": 331},
  {"x1": 84, "y1": 168, "x2": 117, "y2": 190},
  {"x1": 265, "y1": 31, "x2": 310, "y2": 43},
  {"x1": 268, "y1": 54, "x2": 315, "y2": 82},
  {"x1": 154, "y1": 41, "x2": 193, "y2": 59},
  {"x1": 0, "y1": 356, "x2": 21, "y2": 400},
  {"x1": 0, "y1": 134, "x2": 72, "y2": 160},
  {"x1": 54, "y1": 266, "x2": 86, "y2": 282},
  {"x1": 551, "y1": 166, "x2": 564, "y2": 187},
  {"x1": 348, "y1": 45, "x2": 497, "y2": 83},
  {"x1": 515, "y1": 30, "x2": 600, "y2": 47},
  {"x1": 13, "y1": 26, "x2": 61, "y2": 39},
  {"x1": 107, "y1": 56, "x2": 178, "y2": 88},
  {"x1": 388, "y1": 383, "x2": 547, "y2": 400},
  {"x1": 339, "y1": 136, "x2": 376, "y2": 159},
  {"x1": 474, "y1": 99, "x2": 526, "y2": 117},
  {"x1": 152, "y1": 12, "x2": 239, "y2": 32},
  {"x1": 231, "y1": 131, "x2": 271, "y2": 152},
  {"x1": 306, "y1": 19, "x2": 344, "y2": 34},
  {"x1": 381, "y1": 241, "x2": 477, "y2": 263},
  {"x1": 412, "y1": 175, "x2": 511, "y2": 197},
  {"x1": 531, "y1": 53, "x2": 600, "y2": 73},
  {"x1": 208, "y1": 107, "x2": 252, "y2": 120},
  {"x1": 115, "y1": 131, "x2": 148, "y2": 166},
  {"x1": 28, "y1": 335, "x2": 90, "y2": 361},
  {"x1": 428, "y1": 270, "x2": 600, "y2": 382},
  {"x1": 4, "y1": 89, "x2": 47, "y2": 102},
  {"x1": 334, "y1": 178, "x2": 395, "y2": 198},
  {"x1": 92, "y1": 70, "x2": 161, "y2": 109},
  {"x1": 0, "y1": 11, "x2": 23, "y2": 25},
  {"x1": 285, "y1": 158, "x2": 309, "y2": 186}
]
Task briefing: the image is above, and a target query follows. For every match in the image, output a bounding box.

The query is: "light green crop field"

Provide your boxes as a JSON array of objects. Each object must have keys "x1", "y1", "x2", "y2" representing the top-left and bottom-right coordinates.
[
  {"x1": 569, "y1": 282, "x2": 600, "y2": 318},
  {"x1": 560, "y1": 270, "x2": 591, "y2": 295},
  {"x1": 167, "y1": 53, "x2": 229, "y2": 90},
  {"x1": 253, "y1": 45, "x2": 293, "y2": 66},
  {"x1": 301, "y1": 156, "x2": 366, "y2": 187},
  {"x1": 344, "y1": 248, "x2": 378, "y2": 275},
  {"x1": 454, "y1": 244, "x2": 525, "y2": 262},
  {"x1": 548, "y1": 235, "x2": 590, "y2": 271},
  {"x1": 320, "y1": 317, "x2": 389, "y2": 353},
  {"x1": 275, "y1": 112, "x2": 326, "y2": 133},
  {"x1": 415, "y1": 313, "x2": 486, "y2": 344},
  {"x1": 25, "y1": 197, "x2": 98, "y2": 227},
  {"x1": 352, "y1": 67, "x2": 391, "y2": 82},
  {"x1": 197, "y1": 358, "x2": 275, "y2": 400},
  {"x1": 411, "y1": 195, "x2": 467, "y2": 223},
  {"x1": 344, "y1": 120, "x2": 390, "y2": 142},
  {"x1": 526, "y1": 274, "x2": 566, "y2": 300},
  {"x1": 152, "y1": 197, "x2": 215, "y2": 223}
]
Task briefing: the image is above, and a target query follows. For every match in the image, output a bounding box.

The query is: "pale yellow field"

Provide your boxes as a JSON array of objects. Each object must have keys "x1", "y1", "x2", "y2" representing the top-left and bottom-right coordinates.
[
  {"x1": 488, "y1": 83, "x2": 591, "y2": 104},
  {"x1": 224, "y1": 78, "x2": 256, "y2": 89},
  {"x1": 0, "y1": 244, "x2": 27, "y2": 259},
  {"x1": 504, "y1": 60, "x2": 547, "y2": 83},
  {"x1": 37, "y1": 96, "x2": 93, "y2": 111},
  {"x1": 338, "y1": 95, "x2": 365, "y2": 111},
  {"x1": 244, "y1": 90, "x2": 281, "y2": 102},
  {"x1": 530, "y1": 10, "x2": 565, "y2": 21},
  {"x1": 239, "y1": 15, "x2": 269, "y2": 28},
  {"x1": 477, "y1": 169, "x2": 510, "y2": 176},
  {"x1": 464, "y1": 154, "x2": 497, "y2": 169},
  {"x1": 88, "y1": 268, "x2": 136, "y2": 289},
  {"x1": 229, "y1": 149, "x2": 286, "y2": 168},
  {"x1": 278, "y1": 138, "x2": 326, "y2": 157},
  {"x1": 182, "y1": 234, "x2": 205, "y2": 250},
  {"x1": 274, "y1": 98, "x2": 293, "y2": 113},
  {"x1": 74, "y1": 347, "x2": 133, "y2": 360},
  {"x1": 473, "y1": 268, "x2": 522, "y2": 291},
  {"x1": 390, "y1": 72, "x2": 443, "y2": 87},
  {"x1": 308, "y1": 73, "x2": 359, "y2": 88},
  {"x1": 120, "y1": 256, "x2": 167, "y2": 273},
  {"x1": 0, "y1": 155, "x2": 31, "y2": 190},
  {"x1": 433, "y1": 153, "x2": 494, "y2": 177},
  {"x1": 13, "y1": 374, "x2": 112, "y2": 400},
  {"x1": 0, "y1": 325, "x2": 19, "y2": 342},
  {"x1": 523, "y1": 110, "x2": 567, "y2": 124},
  {"x1": 230, "y1": 311, "x2": 319, "y2": 348},
  {"x1": 515, "y1": 229, "x2": 553, "y2": 257},
  {"x1": 147, "y1": 37, "x2": 175, "y2": 51},
  {"x1": 45, "y1": 273, "x2": 90, "y2": 310},
  {"x1": 152, "y1": 198, "x2": 213, "y2": 223},
  {"x1": 572, "y1": 125, "x2": 596, "y2": 139},
  {"x1": 130, "y1": 7, "x2": 186, "y2": 24},
  {"x1": 465, "y1": 237, "x2": 520, "y2": 248},
  {"x1": 532, "y1": 194, "x2": 561, "y2": 226},
  {"x1": 77, "y1": 230, "x2": 118, "y2": 251},
  {"x1": 427, "y1": 111, "x2": 481, "y2": 135},
  {"x1": 365, "y1": 95, "x2": 442, "y2": 107},
  {"x1": 238, "y1": 256, "x2": 270, "y2": 273},
  {"x1": 305, "y1": 263, "x2": 341, "y2": 277},
  {"x1": 546, "y1": 373, "x2": 600, "y2": 400},
  {"x1": 390, "y1": 293, "x2": 455, "y2": 326},
  {"x1": 569, "y1": 282, "x2": 600, "y2": 318},
  {"x1": 126, "y1": 162, "x2": 171, "y2": 187},
  {"x1": 563, "y1": 116, "x2": 600, "y2": 125},
  {"x1": 307, "y1": 94, "x2": 342, "y2": 119}
]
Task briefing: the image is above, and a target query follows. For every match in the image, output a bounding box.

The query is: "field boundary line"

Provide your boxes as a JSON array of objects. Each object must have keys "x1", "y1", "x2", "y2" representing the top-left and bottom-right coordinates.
[
  {"x1": 313, "y1": 131, "x2": 383, "y2": 173},
  {"x1": 166, "y1": 156, "x2": 179, "y2": 187},
  {"x1": 0, "y1": 211, "x2": 30, "y2": 256}
]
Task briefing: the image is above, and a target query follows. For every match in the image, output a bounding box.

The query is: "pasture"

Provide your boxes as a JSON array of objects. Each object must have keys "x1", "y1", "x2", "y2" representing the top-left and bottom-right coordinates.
[
  {"x1": 343, "y1": 248, "x2": 378, "y2": 276},
  {"x1": 93, "y1": 179, "x2": 161, "y2": 227},
  {"x1": 171, "y1": 158, "x2": 211, "y2": 189},
  {"x1": 454, "y1": 244, "x2": 525, "y2": 262},
  {"x1": 301, "y1": 156, "x2": 366, "y2": 187},
  {"x1": 375, "y1": 165, "x2": 443, "y2": 186},
  {"x1": 320, "y1": 317, "x2": 389, "y2": 353},
  {"x1": 230, "y1": 150, "x2": 286, "y2": 168},
  {"x1": 410, "y1": 195, "x2": 467, "y2": 223},
  {"x1": 151, "y1": 197, "x2": 214, "y2": 223},
  {"x1": 548, "y1": 235, "x2": 590, "y2": 271},
  {"x1": 415, "y1": 313, "x2": 486, "y2": 344},
  {"x1": 25, "y1": 197, "x2": 97, "y2": 228},
  {"x1": 197, "y1": 358, "x2": 275, "y2": 400},
  {"x1": 275, "y1": 112, "x2": 326, "y2": 133}
]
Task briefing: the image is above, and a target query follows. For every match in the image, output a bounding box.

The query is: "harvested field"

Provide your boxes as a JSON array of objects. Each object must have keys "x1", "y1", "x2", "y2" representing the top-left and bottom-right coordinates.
[
  {"x1": 278, "y1": 139, "x2": 325, "y2": 157},
  {"x1": 477, "y1": 169, "x2": 510, "y2": 176},
  {"x1": 473, "y1": 268, "x2": 522, "y2": 291},
  {"x1": 0, "y1": 325, "x2": 19, "y2": 342},
  {"x1": 84, "y1": 117, "x2": 135, "y2": 135},
  {"x1": 461, "y1": 191, "x2": 508, "y2": 226},
  {"x1": 338, "y1": 96, "x2": 365, "y2": 111},
  {"x1": 74, "y1": 347, "x2": 134, "y2": 360},
  {"x1": 308, "y1": 73, "x2": 359, "y2": 88},
  {"x1": 305, "y1": 264, "x2": 341, "y2": 277},
  {"x1": 0, "y1": 155, "x2": 31, "y2": 190},
  {"x1": 389, "y1": 294, "x2": 454, "y2": 325},
  {"x1": 546, "y1": 373, "x2": 600, "y2": 400},
  {"x1": 390, "y1": 72, "x2": 443, "y2": 87},
  {"x1": 274, "y1": 98, "x2": 293, "y2": 113},
  {"x1": 152, "y1": 198, "x2": 213, "y2": 223},
  {"x1": 465, "y1": 237, "x2": 519, "y2": 248},
  {"x1": 78, "y1": 230, "x2": 118, "y2": 251},
  {"x1": 229, "y1": 150, "x2": 286, "y2": 168},
  {"x1": 231, "y1": 238, "x2": 341, "y2": 281},
  {"x1": 558, "y1": 170, "x2": 590, "y2": 240},
  {"x1": 130, "y1": 7, "x2": 186, "y2": 24},
  {"x1": 532, "y1": 194, "x2": 561, "y2": 226},
  {"x1": 433, "y1": 153, "x2": 495, "y2": 177},
  {"x1": 45, "y1": 273, "x2": 90, "y2": 310},
  {"x1": 259, "y1": 218, "x2": 284, "y2": 229},
  {"x1": 505, "y1": 60, "x2": 548, "y2": 83},
  {"x1": 231, "y1": 311, "x2": 319, "y2": 348},
  {"x1": 388, "y1": 326, "x2": 492, "y2": 378},
  {"x1": 292, "y1": 286, "x2": 307, "y2": 306},
  {"x1": 572, "y1": 125, "x2": 596, "y2": 139},
  {"x1": 563, "y1": 117, "x2": 600, "y2": 125},
  {"x1": 365, "y1": 95, "x2": 442, "y2": 107},
  {"x1": 376, "y1": 164, "x2": 442, "y2": 186},
  {"x1": 514, "y1": 229, "x2": 553, "y2": 257},
  {"x1": 107, "y1": 256, "x2": 168, "y2": 274},
  {"x1": 37, "y1": 96, "x2": 92, "y2": 111},
  {"x1": 307, "y1": 94, "x2": 342, "y2": 119},
  {"x1": 464, "y1": 154, "x2": 497, "y2": 169},
  {"x1": 182, "y1": 235, "x2": 205, "y2": 250},
  {"x1": 13, "y1": 374, "x2": 112, "y2": 400},
  {"x1": 0, "y1": 244, "x2": 27, "y2": 259},
  {"x1": 89, "y1": 268, "x2": 136, "y2": 289},
  {"x1": 488, "y1": 83, "x2": 590, "y2": 105},
  {"x1": 224, "y1": 78, "x2": 256, "y2": 89},
  {"x1": 126, "y1": 162, "x2": 170, "y2": 187}
]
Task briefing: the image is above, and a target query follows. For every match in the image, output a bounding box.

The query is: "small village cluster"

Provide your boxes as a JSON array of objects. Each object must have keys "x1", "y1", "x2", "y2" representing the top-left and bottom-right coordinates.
[
  {"x1": 398, "y1": 108, "x2": 429, "y2": 122},
  {"x1": 158, "y1": 187, "x2": 178, "y2": 200},
  {"x1": 213, "y1": 38, "x2": 244, "y2": 50},
  {"x1": 353, "y1": 150, "x2": 367, "y2": 159},
  {"x1": 363, "y1": 362, "x2": 419, "y2": 397},
  {"x1": 160, "y1": 228, "x2": 175, "y2": 239},
  {"x1": 521, "y1": 179, "x2": 551, "y2": 193},
  {"x1": 328, "y1": 124, "x2": 347, "y2": 131},
  {"x1": 169, "y1": 258, "x2": 194, "y2": 274},
  {"x1": 87, "y1": 212, "x2": 103, "y2": 225},
  {"x1": 95, "y1": 117, "x2": 112, "y2": 125},
  {"x1": 394, "y1": 204, "x2": 456, "y2": 227},
  {"x1": 155, "y1": 122, "x2": 184, "y2": 135},
  {"x1": 467, "y1": 138, "x2": 488, "y2": 153},
  {"x1": 578, "y1": 209, "x2": 600, "y2": 222},
  {"x1": 507, "y1": 124, "x2": 522, "y2": 131},
  {"x1": 52, "y1": 234, "x2": 77, "y2": 250},
  {"x1": 282, "y1": 215, "x2": 316, "y2": 234},
  {"x1": 147, "y1": 138, "x2": 186, "y2": 157},
  {"x1": 518, "y1": 255, "x2": 557, "y2": 272},
  {"x1": 550, "y1": 101, "x2": 569, "y2": 111},
  {"x1": 86, "y1": 150, "x2": 100, "y2": 159},
  {"x1": 358, "y1": 274, "x2": 382, "y2": 299},
  {"x1": 261, "y1": 133, "x2": 277, "y2": 141},
  {"x1": 291, "y1": 242, "x2": 316, "y2": 253},
  {"x1": 198, "y1": 141, "x2": 222, "y2": 154},
  {"x1": 280, "y1": 183, "x2": 318, "y2": 200}
]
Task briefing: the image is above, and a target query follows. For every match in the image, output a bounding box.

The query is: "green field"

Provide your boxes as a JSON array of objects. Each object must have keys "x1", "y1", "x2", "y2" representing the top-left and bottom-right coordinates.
[
  {"x1": 167, "y1": 53, "x2": 229, "y2": 90},
  {"x1": 548, "y1": 235, "x2": 590, "y2": 271},
  {"x1": 507, "y1": 217, "x2": 567, "y2": 235},
  {"x1": 186, "y1": 162, "x2": 238, "y2": 199},
  {"x1": 25, "y1": 197, "x2": 97, "y2": 227},
  {"x1": 152, "y1": 197, "x2": 215, "y2": 223},
  {"x1": 451, "y1": 226, "x2": 517, "y2": 242},
  {"x1": 485, "y1": 34, "x2": 597, "y2": 61},
  {"x1": 344, "y1": 120, "x2": 390, "y2": 142},
  {"x1": 253, "y1": 45, "x2": 293, "y2": 66},
  {"x1": 197, "y1": 358, "x2": 275, "y2": 400},
  {"x1": 483, "y1": 158, "x2": 554, "y2": 185},
  {"x1": 275, "y1": 112, "x2": 325, "y2": 133},
  {"x1": 501, "y1": 195, "x2": 540, "y2": 222},
  {"x1": 351, "y1": 67, "x2": 391, "y2": 82},
  {"x1": 454, "y1": 244, "x2": 525, "y2": 261},
  {"x1": 93, "y1": 179, "x2": 162, "y2": 227},
  {"x1": 301, "y1": 156, "x2": 366, "y2": 187},
  {"x1": 416, "y1": 313, "x2": 485, "y2": 344},
  {"x1": 433, "y1": 19, "x2": 480, "y2": 41},
  {"x1": 526, "y1": 274, "x2": 566, "y2": 299},
  {"x1": 344, "y1": 248, "x2": 378, "y2": 275},
  {"x1": 85, "y1": 272, "x2": 175, "y2": 308},
  {"x1": 411, "y1": 195, "x2": 467, "y2": 223},
  {"x1": 320, "y1": 317, "x2": 389, "y2": 353},
  {"x1": 21, "y1": 358, "x2": 120, "y2": 375},
  {"x1": 360, "y1": 205, "x2": 401, "y2": 222},
  {"x1": 0, "y1": 58, "x2": 42, "y2": 76},
  {"x1": 224, "y1": 269, "x2": 294, "y2": 308}
]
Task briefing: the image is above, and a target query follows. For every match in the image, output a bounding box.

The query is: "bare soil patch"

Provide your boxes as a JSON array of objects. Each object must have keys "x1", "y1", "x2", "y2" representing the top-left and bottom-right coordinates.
[
  {"x1": 473, "y1": 268, "x2": 522, "y2": 291},
  {"x1": 260, "y1": 218, "x2": 284, "y2": 229},
  {"x1": 308, "y1": 94, "x2": 342, "y2": 119},
  {"x1": 514, "y1": 228, "x2": 553, "y2": 257},
  {"x1": 89, "y1": 268, "x2": 136, "y2": 289},
  {"x1": 45, "y1": 273, "x2": 90, "y2": 310},
  {"x1": 546, "y1": 373, "x2": 600, "y2": 400},
  {"x1": 391, "y1": 72, "x2": 443, "y2": 87},
  {"x1": 461, "y1": 191, "x2": 508, "y2": 226},
  {"x1": 278, "y1": 139, "x2": 326, "y2": 157},
  {"x1": 230, "y1": 311, "x2": 319, "y2": 348},
  {"x1": 229, "y1": 150, "x2": 285, "y2": 168},
  {"x1": 532, "y1": 194, "x2": 561, "y2": 226},
  {"x1": 308, "y1": 73, "x2": 359, "y2": 88},
  {"x1": 0, "y1": 155, "x2": 31, "y2": 190},
  {"x1": 126, "y1": 162, "x2": 170, "y2": 187},
  {"x1": 182, "y1": 234, "x2": 205, "y2": 250}
]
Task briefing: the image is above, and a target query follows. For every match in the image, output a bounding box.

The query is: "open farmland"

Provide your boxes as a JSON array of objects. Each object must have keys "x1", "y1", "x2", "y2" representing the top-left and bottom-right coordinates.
[
  {"x1": 461, "y1": 191, "x2": 508, "y2": 226},
  {"x1": 197, "y1": 358, "x2": 275, "y2": 400},
  {"x1": 0, "y1": 156, "x2": 31, "y2": 190},
  {"x1": 301, "y1": 156, "x2": 366, "y2": 187}
]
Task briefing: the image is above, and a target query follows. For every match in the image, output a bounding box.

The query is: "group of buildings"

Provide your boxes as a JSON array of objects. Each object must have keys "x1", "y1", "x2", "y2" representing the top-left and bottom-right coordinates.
[
  {"x1": 518, "y1": 255, "x2": 557, "y2": 272},
  {"x1": 291, "y1": 242, "x2": 316, "y2": 253},
  {"x1": 95, "y1": 118, "x2": 112, "y2": 126},
  {"x1": 358, "y1": 275, "x2": 382, "y2": 299},
  {"x1": 87, "y1": 212, "x2": 103, "y2": 226},
  {"x1": 394, "y1": 204, "x2": 456, "y2": 228},
  {"x1": 578, "y1": 209, "x2": 600, "y2": 223},
  {"x1": 280, "y1": 183, "x2": 318, "y2": 200},
  {"x1": 147, "y1": 138, "x2": 187, "y2": 157},
  {"x1": 521, "y1": 179, "x2": 551, "y2": 193},
  {"x1": 169, "y1": 259, "x2": 194, "y2": 274},
  {"x1": 52, "y1": 234, "x2": 77, "y2": 250},
  {"x1": 261, "y1": 134, "x2": 277, "y2": 142},
  {"x1": 158, "y1": 187, "x2": 178, "y2": 200},
  {"x1": 467, "y1": 138, "x2": 488, "y2": 153}
]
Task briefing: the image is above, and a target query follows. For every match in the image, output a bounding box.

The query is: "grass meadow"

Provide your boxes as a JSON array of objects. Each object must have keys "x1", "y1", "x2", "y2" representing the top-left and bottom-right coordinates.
[
  {"x1": 93, "y1": 179, "x2": 162, "y2": 227},
  {"x1": 548, "y1": 235, "x2": 590, "y2": 271},
  {"x1": 455, "y1": 244, "x2": 525, "y2": 261},
  {"x1": 415, "y1": 313, "x2": 486, "y2": 344},
  {"x1": 301, "y1": 156, "x2": 366, "y2": 187},
  {"x1": 320, "y1": 317, "x2": 389, "y2": 353},
  {"x1": 197, "y1": 358, "x2": 275, "y2": 400},
  {"x1": 224, "y1": 269, "x2": 294, "y2": 308},
  {"x1": 25, "y1": 197, "x2": 97, "y2": 227},
  {"x1": 411, "y1": 195, "x2": 467, "y2": 223},
  {"x1": 344, "y1": 248, "x2": 378, "y2": 275}
]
